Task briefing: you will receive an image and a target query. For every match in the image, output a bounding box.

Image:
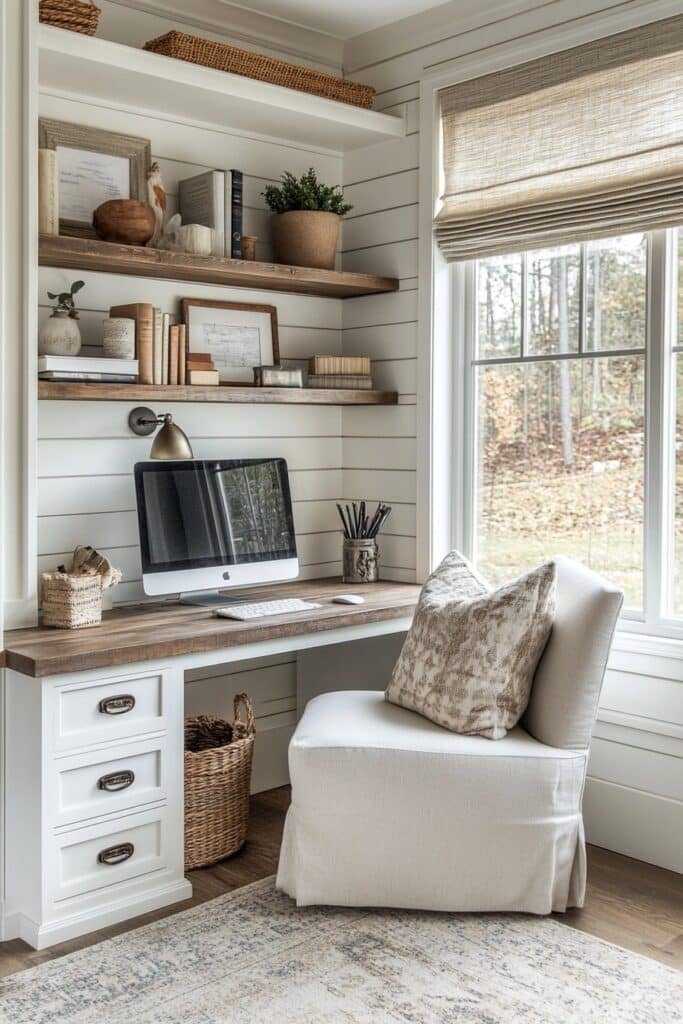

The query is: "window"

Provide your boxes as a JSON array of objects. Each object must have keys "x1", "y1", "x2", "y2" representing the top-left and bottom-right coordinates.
[{"x1": 456, "y1": 228, "x2": 681, "y2": 630}]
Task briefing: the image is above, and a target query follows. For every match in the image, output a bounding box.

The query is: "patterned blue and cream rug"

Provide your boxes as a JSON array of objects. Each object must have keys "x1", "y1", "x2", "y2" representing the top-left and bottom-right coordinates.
[{"x1": 1, "y1": 877, "x2": 680, "y2": 1023}]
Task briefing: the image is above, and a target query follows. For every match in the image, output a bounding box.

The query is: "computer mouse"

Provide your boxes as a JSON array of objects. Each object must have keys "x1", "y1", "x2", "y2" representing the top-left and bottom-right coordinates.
[{"x1": 332, "y1": 594, "x2": 365, "y2": 605}]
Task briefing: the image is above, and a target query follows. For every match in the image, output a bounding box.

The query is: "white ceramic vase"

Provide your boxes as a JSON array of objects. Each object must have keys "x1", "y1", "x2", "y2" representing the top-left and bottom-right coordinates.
[{"x1": 39, "y1": 310, "x2": 82, "y2": 356}]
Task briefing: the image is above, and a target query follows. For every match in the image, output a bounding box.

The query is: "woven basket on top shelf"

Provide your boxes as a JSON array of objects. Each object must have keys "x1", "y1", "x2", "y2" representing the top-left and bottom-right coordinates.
[
  {"x1": 39, "y1": 0, "x2": 101, "y2": 35},
  {"x1": 144, "y1": 31, "x2": 375, "y2": 109},
  {"x1": 184, "y1": 695, "x2": 256, "y2": 870}
]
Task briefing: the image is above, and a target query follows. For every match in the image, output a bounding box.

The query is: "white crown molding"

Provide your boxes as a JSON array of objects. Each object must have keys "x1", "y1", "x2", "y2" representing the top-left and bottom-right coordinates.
[{"x1": 105, "y1": 0, "x2": 344, "y2": 70}]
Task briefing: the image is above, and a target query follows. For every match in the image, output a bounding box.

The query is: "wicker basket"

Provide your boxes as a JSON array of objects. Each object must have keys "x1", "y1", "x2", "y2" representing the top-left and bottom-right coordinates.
[
  {"x1": 39, "y1": 0, "x2": 101, "y2": 36},
  {"x1": 184, "y1": 696, "x2": 256, "y2": 870},
  {"x1": 41, "y1": 571, "x2": 103, "y2": 629},
  {"x1": 144, "y1": 31, "x2": 375, "y2": 109}
]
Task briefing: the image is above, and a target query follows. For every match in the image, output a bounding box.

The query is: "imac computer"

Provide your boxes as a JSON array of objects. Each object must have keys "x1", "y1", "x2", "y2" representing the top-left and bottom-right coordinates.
[{"x1": 134, "y1": 458, "x2": 299, "y2": 605}]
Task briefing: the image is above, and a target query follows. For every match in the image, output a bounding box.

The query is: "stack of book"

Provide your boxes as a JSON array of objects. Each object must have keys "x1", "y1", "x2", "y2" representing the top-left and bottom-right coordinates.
[
  {"x1": 178, "y1": 170, "x2": 243, "y2": 259},
  {"x1": 187, "y1": 352, "x2": 219, "y2": 386},
  {"x1": 109, "y1": 304, "x2": 186, "y2": 385},
  {"x1": 307, "y1": 355, "x2": 372, "y2": 390},
  {"x1": 38, "y1": 355, "x2": 138, "y2": 383}
]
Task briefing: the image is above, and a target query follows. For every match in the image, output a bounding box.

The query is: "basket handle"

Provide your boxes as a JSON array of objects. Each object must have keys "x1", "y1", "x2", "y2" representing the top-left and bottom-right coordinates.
[{"x1": 233, "y1": 693, "x2": 255, "y2": 735}]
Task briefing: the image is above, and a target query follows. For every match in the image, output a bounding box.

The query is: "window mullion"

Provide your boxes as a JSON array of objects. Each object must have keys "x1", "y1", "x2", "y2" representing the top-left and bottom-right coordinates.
[
  {"x1": 643, "y1": 229, "x2": 674, "y2": 624},
  {"x1": 579, "y1": 242, "x2": 587, "y2": 354},
  {"x1": 521, "y1": 252, "x2": 528, "y2": 358}
]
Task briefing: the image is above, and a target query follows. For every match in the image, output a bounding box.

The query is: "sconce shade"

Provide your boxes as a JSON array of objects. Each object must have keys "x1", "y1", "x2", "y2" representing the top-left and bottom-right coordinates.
[{"x1": 150, "y1": 414, "x2": 194, "y2": 460}]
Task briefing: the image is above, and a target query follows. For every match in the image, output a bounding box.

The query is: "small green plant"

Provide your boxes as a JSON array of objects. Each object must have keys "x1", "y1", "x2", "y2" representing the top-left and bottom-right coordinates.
[
  {"x1": 47, "y1": 280, "x2": 85, "y2": 318},
  {"x1": 263, "y1": 168, "x2": 352, "y2": 216}
]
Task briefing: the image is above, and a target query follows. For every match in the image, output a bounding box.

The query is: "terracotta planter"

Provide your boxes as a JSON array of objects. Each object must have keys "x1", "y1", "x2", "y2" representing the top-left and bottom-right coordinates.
[{"x1": 270, "y1": 210, "x2": 340, "y2": 270}]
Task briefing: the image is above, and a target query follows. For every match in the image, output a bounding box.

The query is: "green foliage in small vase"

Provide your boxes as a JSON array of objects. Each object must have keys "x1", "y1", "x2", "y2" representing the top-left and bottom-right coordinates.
[
  {"x1": 263, "y1": 169, "x2": 352, "y2": 216},
  {"x1": 47, "y1": 280, "x2": 85, "y2": 319}
]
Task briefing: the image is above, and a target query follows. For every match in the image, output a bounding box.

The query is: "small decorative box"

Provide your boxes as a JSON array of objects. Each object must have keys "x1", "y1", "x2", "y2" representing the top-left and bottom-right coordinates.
[{"x1": 253, "y1": 365, "x2": 304, "y2": 388}]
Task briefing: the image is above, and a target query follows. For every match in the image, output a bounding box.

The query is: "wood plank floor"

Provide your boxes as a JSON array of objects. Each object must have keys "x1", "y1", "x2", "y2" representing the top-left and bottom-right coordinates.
[{"x1": 1, "y1": 786, "x2": 681, "y2": 977}]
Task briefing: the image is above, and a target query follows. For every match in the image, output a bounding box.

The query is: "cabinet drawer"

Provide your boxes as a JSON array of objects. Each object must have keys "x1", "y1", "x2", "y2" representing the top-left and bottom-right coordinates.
[
  {"x1": 49, "y1": 669, "x2": 169, "y2": 751},
  {"x1": 49, "y1": 808, "x2": 169, "y2": 904},
  {"x1": 51, "y1": 738, "x2": 166, "y2": 828}
]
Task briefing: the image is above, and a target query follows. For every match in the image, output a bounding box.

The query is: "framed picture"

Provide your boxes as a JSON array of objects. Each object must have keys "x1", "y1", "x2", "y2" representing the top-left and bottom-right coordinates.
[
  {"x1": 39, "y1": 119, "x2": 152, "y2": 237},
  {"x1": 182, "y1": 299, "x2": 280, "y2": 385}
]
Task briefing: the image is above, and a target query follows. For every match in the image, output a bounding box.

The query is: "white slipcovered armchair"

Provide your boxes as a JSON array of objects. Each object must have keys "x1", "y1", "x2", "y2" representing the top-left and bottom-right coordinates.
[{"x1": 277, "y1": 557, "x2": 622, "y2": 914}]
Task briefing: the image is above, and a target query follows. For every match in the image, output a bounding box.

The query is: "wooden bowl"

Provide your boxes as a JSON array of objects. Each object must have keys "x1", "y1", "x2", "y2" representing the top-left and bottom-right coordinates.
[{"x1": 93, "y1": 200, "x2": 155, "y2": 246}]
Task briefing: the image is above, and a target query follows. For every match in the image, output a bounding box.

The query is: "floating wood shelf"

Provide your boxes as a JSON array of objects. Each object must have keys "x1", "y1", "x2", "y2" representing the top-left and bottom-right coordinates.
[
  {"x1": 38, "y1": 381, "x2": 399, "y2": 405},
  {"x1": 39, "y1": 236, "x2": 399, "y2": 299},
  {"x1": 39, "y1": 25, "x2": 405, "y2": 152}
]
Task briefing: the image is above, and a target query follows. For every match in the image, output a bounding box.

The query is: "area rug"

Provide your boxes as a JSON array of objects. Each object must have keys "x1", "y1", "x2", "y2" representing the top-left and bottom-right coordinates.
[{"x1": 1, "y1": 877, "x2": 681, "y2": 1023}]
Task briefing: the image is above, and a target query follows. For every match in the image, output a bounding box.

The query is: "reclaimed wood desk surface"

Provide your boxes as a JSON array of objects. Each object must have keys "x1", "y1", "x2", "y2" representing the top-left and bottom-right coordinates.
[{"x1": 3, "y1": 579, "x2": 420, "y2": 678}]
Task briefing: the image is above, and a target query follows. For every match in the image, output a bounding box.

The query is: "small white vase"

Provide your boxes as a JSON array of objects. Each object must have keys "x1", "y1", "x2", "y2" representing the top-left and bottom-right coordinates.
[{"x1": 39, "y1": 310, "x2": 82, "y2": 356}]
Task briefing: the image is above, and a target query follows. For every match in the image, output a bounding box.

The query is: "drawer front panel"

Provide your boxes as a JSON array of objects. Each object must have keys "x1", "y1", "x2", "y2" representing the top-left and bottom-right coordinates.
[
  {"x1": 51, "y1": 809, "x2": 168, "y2": 903},
  {"x1": 51, "y1": 670, "x2": 167, "y2": 750},
  {"x1": 53, "y1": 739, "x2": 165, "y2": 827}
]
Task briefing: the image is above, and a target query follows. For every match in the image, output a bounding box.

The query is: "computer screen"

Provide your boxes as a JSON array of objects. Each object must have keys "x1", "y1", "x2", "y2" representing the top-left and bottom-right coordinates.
[{"x1": 134, "y1": 458, "x2": 298, "y2": 595}]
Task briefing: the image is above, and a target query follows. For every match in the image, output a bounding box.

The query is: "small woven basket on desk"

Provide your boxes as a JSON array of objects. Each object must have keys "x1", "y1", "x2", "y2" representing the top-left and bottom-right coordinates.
[
  {"x1": 184, "y1": 695, "x2": 256, "y2": 870},
  {"x1": 144, "y1": 31, "x2": 375, "y2": 109},
  {"x1": 40, "y1": 571, "x2": 103, "y2": 629},
  {"x1": 39, "y1": 0, "x2": 101, "y2": 35}
]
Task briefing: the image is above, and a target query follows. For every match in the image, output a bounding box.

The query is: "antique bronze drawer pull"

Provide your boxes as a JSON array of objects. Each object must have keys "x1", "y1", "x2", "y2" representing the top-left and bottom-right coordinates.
[
  {"x1": 98, "y1": 694, "x2": 136, "y2": 715},
  {"x1": 97, "y1": 769, "x2": 135, "y2": 792},
  {"x1": 97, "y1": 842, "x2": 134, "y2": 866}
]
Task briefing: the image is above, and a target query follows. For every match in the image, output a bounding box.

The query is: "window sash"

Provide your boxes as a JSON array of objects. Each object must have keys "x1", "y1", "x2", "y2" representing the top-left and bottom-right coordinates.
[{"x1": 455, "y1": 227, "x2": 681, "y2": 635}]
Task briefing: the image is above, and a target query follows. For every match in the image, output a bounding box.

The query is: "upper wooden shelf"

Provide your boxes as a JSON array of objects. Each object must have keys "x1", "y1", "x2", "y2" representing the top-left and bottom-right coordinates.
[
  {"x1": 39, "y1": 235, "x2": 399, "y2": 299},
  {"x1": 39, "y1": 25, "x2": 405, "y2": 152},
  {"x1": 38, "y1": 381, "x2": 398, "y2": 405}
]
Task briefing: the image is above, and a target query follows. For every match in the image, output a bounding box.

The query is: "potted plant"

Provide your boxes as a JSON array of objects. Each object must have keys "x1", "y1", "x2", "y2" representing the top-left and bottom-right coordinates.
[
  {"x1": 38, "y1": 280, "x2": 85, "y2": 356},
  {"x1": 263, "y1": 169, "x2": 352, "y2": 271}
]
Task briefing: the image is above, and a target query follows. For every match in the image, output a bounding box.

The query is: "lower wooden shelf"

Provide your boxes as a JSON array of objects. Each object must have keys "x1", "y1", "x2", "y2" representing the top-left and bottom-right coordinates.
[{"x1": 37, "y1": 381, "x2": 399, "y2": 405}]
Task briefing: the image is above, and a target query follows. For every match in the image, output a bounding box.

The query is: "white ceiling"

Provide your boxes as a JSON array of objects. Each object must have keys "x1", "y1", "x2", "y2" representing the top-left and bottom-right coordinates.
[{"x1": 224, "y1": 0, "x2": 448, "y2": 38}]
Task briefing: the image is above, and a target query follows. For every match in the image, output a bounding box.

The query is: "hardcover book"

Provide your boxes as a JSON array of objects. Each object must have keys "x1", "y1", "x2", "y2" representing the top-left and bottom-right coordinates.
[
  {"x1": 38, "y1": 355, "x2": 139, "y2": 375},
  {"x1": 169, "y1": 325, "x2": 179, "y2": 386},
  {"x1": 308, "y1": 374, "x2": 373, "y2": 389},
  {"x1": 189, "y1": 369, "x2": 220, "y2": 386},
  {"x1": 178, "y1": 170, "x2": 225, "y2": 257},
  {"x1": 230, "y1": 169, "x2": 243, "y2": 259},
  {"x1": 178, "y1": 324, "x2": 187, "y2": 385},
  {"x1": 309, "y1": 355, "x2": 371, "y2": 376}
]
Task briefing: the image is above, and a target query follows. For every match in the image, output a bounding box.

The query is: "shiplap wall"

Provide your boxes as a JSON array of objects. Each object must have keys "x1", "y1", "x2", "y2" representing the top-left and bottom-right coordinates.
[
  {"x1": 341, "y1": 124, "x2": 419, "y2": 582},
  {"x1": 37, "y1": 5, "x2": 346, "y2": 787},
  {"x1": 341, "y1": 0, "x2": 683, "y2": 873}
]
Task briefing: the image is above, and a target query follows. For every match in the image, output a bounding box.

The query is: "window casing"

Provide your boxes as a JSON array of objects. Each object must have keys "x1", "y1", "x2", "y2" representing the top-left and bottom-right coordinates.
[{"x1": 453, "y1": 227, "x2": 681, "y2": 635}]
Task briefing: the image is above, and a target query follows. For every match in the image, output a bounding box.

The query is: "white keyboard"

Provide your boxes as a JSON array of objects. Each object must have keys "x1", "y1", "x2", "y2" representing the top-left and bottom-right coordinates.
[{"x1": 213, "y1": 598, "x2": 322, "y2": 621}]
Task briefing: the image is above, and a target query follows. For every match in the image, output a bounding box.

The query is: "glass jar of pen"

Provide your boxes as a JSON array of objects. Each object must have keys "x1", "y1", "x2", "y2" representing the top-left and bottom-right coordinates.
[{"x1": 337, "y1": 502, "x2": 391, "y2": 584}]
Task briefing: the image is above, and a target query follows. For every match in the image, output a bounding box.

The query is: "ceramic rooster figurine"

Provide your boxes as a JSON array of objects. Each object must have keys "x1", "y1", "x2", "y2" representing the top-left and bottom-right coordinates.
[{"x1": 146, "y1": 161, "x2": 167, "y2": 248}]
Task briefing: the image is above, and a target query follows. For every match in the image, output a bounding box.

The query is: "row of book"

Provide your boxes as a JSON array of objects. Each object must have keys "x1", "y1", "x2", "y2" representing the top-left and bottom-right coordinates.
[
  {"x1": 178, "y1": 170, "x2": 243, "y2": 259},
  {"x1": 307, "y1": 355, "x2": 373, "y2": 390}
]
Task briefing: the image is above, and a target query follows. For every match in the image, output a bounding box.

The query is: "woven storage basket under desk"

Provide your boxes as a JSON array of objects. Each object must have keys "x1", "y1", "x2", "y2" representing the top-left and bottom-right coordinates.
[
  {"x1": 39, "y1": 0, "x2": 101, "y2": 35},
  {"x1": 184, "y1": 696, "x2": 255, "y2": 870},
  {"x1": 144, "y1": 31, "x2": 375, "y2": 109}
]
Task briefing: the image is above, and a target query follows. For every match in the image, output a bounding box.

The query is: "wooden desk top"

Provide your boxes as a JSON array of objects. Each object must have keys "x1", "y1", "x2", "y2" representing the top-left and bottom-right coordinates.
[{"x1": 3, "y1": 579, "x2": 420, "y2": 678}]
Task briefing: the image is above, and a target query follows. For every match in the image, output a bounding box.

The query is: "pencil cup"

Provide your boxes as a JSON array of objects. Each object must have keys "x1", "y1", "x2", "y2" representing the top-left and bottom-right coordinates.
[{"x1": 343, "y1": 538, "x2": 379, "y2": 584}]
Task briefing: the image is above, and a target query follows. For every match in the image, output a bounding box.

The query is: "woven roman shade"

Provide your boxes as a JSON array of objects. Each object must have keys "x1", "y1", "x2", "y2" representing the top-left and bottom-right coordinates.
[{"x1": 435, "y1": 16, "x2": 683, "y2": 261}]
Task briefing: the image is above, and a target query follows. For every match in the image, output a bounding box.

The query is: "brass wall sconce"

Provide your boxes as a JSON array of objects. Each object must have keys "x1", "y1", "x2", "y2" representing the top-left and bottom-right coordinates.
[{"x1": 128, "y1": 407, "x2": 194, "y2": 460}]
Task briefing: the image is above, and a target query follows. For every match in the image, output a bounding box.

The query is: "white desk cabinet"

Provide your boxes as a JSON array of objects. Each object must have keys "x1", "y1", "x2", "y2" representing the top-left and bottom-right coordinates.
[
  {"x1": 3, "y1": 662, "x2": 190, "y2": 950},
  {"x1": 1, "y1": 580, "x2": 418, "y2": 948}
]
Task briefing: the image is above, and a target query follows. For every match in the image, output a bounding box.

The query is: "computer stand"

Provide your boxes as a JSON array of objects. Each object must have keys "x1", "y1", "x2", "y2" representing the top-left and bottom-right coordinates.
[{"x1": 179, "y1": 590, "x2": 249, "y2": 608}]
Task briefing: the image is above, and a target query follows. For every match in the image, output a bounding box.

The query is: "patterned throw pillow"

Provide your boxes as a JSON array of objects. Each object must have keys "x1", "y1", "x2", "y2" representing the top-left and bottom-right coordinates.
[{"x1": 385, "y1": 552, "x2": 556, "y2": 739}]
